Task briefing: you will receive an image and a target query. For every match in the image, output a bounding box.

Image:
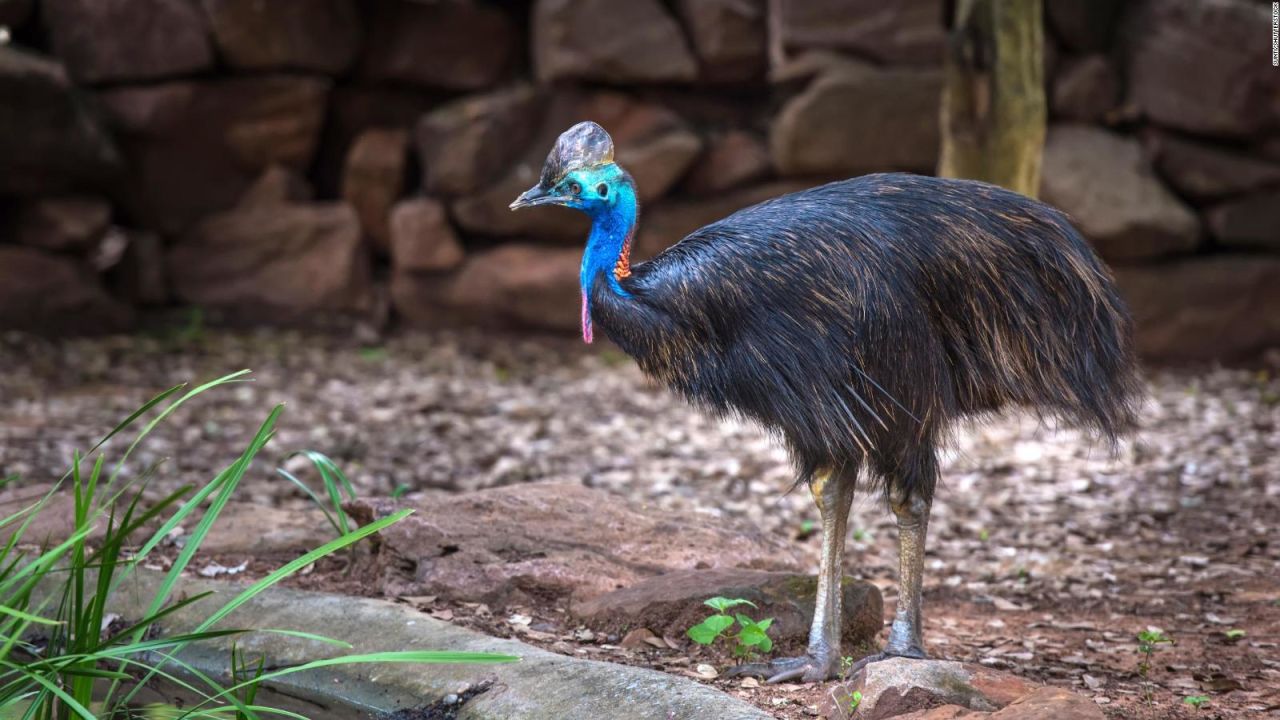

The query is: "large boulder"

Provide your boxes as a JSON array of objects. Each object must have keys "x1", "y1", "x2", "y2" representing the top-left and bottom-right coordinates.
[
  {"x1": 1123, "y1": 0, "x2": 1280, "y2": 137},
  {"x1": 681, "y1": 130, "x2": 771, "y2": 195},
  {"x1": 1207, "y1": 191, "x2": 1280, "y2": 251},
  {"x1": 341, "y1": 127, "x2": 408, "y2": 254},
  {"x1": 10, "y1": 196, "x2": 111, "y2": 252},
  {"x1": 359, "y1": 0, "x2": 514, "y2": 90},
  {"x1": 0, "y1": 47, "x2": 121, "y2": 195},
  {"x1": 392, "y1": 244, "x2": 580, "y2": 332},
  {"x1": 775, "y1": 0, "x2": 945, "y2": 66},
  {"x1": 1145, "y1": 132, "x2": 1280, "y2": 201},
  {"x1": 168, "y1": 202, "x2": 371, "y2": 317},
  {"x1": 574, "y1": 569, "x2": 882, "y2": 654},
  {"x1": 317, "y1": 85, "x2": 439, "y2": 197},
  {"x1": 389, "y1": 198, "x2": 465, "y2": 273},
  {"x1": 1051, "y1": 55, "x2": 1119, "y2": 123},
  {"x1": 676, "y1": 0, "x2": 766, "y2": 82},
  {"x1": 533, "y1": 0, "x2": 697, "y2": 84},
  {"x1": 416, "y1": 85, "x2": 543, "y2": 197},
  {"x1": 1040, "y1": 125, "x2": 1199, "y2": 262},
  {"x1": 1115, "y1": 256, "x2": 1280, "y2": 362},
  {"x1": 452, "y1": 90, "x2": 701, "y2": 239},
  {"x1": 0, "y1": 246, "x2": 132, "y2": 333},
  {"x1": 345, "y1": 483, "x2": 804, "y2": 607},
  {"x1": 201, "y1": 0, "x2": 361, "y2": 74},
  {"x1": 771, "y1": 60, "x2": 941, "y2": 176},
  {"x1": 42, "y1": 0, "x2": 213, "y2": 83},
  {"x1": 98, "y1": 76, "x2": 329, "y2": 234}
]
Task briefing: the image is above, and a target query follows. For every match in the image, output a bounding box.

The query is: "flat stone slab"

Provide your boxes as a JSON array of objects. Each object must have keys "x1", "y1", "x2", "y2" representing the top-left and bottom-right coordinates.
[
  {"x1": 103, "y1": 571, "x2": 773, "y2": 720},
  {"x1": 346, "y1": 483, "x2": 805, "y2": 608}
]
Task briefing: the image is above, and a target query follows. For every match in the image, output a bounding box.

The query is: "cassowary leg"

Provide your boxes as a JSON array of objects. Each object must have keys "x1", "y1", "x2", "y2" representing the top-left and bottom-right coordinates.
[
  {"x1": 727, "y1": 469, "x2": 854, "y2": 683},
  {"x1": 850, "y1": 488, "x2": 932, "y2": 673}
]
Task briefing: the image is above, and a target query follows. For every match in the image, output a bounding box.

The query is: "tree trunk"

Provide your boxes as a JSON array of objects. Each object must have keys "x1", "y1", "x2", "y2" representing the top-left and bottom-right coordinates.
[{"x1": 938, "y1": 0, "x2": 1045, "y2": 197}]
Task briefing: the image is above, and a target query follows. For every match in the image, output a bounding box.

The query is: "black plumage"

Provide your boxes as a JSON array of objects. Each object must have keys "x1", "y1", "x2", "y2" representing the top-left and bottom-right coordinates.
[{"x1": 593, "y1": 173, "x2": 1141, "y2": 502}]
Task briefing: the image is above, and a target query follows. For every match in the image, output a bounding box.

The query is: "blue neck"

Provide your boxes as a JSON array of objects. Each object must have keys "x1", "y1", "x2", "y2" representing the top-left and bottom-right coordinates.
[{"x1": 580, "y1": 185, "x2": 637, "y2": 300}]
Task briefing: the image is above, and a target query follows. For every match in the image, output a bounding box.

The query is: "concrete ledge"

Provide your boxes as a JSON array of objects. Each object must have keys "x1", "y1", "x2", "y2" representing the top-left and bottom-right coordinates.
[{"x1": 107, "y1": 572, "x2": 772, "y2": 720}]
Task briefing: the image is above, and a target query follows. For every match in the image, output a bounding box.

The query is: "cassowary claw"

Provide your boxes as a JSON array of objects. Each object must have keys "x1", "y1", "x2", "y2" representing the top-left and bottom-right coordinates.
[{"x1": 726, "y1": 654, "x2": 840, "y2": 684}]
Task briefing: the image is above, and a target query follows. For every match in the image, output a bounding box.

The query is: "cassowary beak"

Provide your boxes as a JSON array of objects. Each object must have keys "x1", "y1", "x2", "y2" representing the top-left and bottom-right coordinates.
[{"x1": 509, "y1": 184, "x2": 566, "y2": 211}]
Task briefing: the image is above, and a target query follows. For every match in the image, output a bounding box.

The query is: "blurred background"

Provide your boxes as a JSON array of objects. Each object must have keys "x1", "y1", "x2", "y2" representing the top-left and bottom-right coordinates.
[{"x1": 0, "y1": 0, "x2": 1276, "y2": 364}]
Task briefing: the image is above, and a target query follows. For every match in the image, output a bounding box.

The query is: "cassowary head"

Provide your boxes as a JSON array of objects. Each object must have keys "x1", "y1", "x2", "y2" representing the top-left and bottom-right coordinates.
[{"x1": 508, "y1": 121, "x2": 634, "y2": 219}]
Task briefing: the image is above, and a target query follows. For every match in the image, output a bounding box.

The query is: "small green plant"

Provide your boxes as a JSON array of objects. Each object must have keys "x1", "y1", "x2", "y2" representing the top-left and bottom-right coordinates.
[
  {"x1": 1136, "y1": 629, "x2": 1172, "y2": 705},
  {"x1": 358, "y1": 346, "x2": 388, "y2": 362},
  {"x1": 847, "y1": 689, "x2": 863, "y2": 712},
  {"x1": 978, "y1": 528, "x2": 990, "y2": 542},
  {"x1": 1224, "y1": 629, "x2": 1245, "y2": 641},
  {"x1": 391, "y1": 483, "x2": 412, "y2": 499},
  {"x1": 276, "y1": 450, "x2": 359, "y2": 537},
  {"x1": 687, "y1": 597, "x2": 774, "y2": 657},
  {"x1": 851, "y1": 528, "x2": 872, "y2": 542},
  {"x1": 1183, "y1": 695, "x2": 1209, "y2": 709}
]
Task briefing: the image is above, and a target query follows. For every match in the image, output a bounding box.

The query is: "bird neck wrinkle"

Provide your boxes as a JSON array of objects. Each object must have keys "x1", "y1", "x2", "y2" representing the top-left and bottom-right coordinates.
[{"x1": 578, "y1": 187, "x2": 637, "y2": 344}]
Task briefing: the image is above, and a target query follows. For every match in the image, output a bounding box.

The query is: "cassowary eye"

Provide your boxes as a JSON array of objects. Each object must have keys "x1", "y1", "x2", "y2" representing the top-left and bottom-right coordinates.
[
  {"x1": 597, "y1": 183, "x2": 608, "y2": 197},
  {"x1": 568, "y1": 181, "x2": 582, "y2": 195}
]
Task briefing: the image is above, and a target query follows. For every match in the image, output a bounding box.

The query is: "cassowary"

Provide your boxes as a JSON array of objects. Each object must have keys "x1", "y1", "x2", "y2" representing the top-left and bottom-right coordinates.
[{"x1": 510, "y1": 122, "x2": 1142, "y2": 683}]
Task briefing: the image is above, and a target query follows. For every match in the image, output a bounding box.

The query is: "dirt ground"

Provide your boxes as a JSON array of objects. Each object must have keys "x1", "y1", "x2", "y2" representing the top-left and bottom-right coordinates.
[{"x1": 2, "y1": 329, "x2": 1278, "y2": 719}]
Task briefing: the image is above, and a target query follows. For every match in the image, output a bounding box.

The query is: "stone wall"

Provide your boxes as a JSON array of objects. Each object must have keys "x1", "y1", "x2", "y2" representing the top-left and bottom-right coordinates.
[{"x1": 1, "y1": 0, "x2": 1277, "y2": 362}]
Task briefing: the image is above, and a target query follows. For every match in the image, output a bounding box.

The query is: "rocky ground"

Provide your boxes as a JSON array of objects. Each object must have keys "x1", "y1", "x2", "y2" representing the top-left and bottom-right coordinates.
[{"x1": 1, "y1": 328, "x2": 1278, "y2": 719}]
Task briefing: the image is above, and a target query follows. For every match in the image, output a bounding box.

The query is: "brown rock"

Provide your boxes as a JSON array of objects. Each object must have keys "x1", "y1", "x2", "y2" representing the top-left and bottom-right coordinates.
[
  {"x1": 771, "y1": 61, "x2": 941, "y2": 176},
  {"x1": 1052, "y1": 55, "x2": 1119, "y2": 123},
  {"x1": 1045, "y1": 0, "x2": 1120, "y2": 52},
  {"x1": 237, "y1": 165, "x2": 314, "y2": 209},
  {"x1": 0, "y1": 47, "x2": 121, "y2": 195},
  {"x1": 636, "y1": 181, "x2": 816, "y2": 259},
  {"x1": 1147, "y1": 133, "x2": 1280, "y2": 201},
  {"x1": 1115, "y1": 256, "x2": 1280, "y2": 362},
  {"x1": 682, "y1": 130, "x2": 771, "y2": 195},
  {"x1": 360, "y1": 0, "x2": 514, "y2": 90},
  {"x1": 1040, "y1": 125, "x2": 1199, "y2": 262},
  {"x1": 833, "y1": 659, "x2": 1080, "y2": 720},
  {"x1": 42, "y1": 0, "x2": 213, "y2": 83},
  {"x1": 389, "y1": 198, "x2": 465, "y2": 273},
  {"x1": 344, "y1": 483, "x2": 804, "y2": 606},
  {"x1": 168, "y1": 202, "x2": 371, "y2": 316},
  {"x1": 676, "y1": 0, "x2": 766, "y2": 82},
  {"x1": 574, "y1": 569, "x2": 882, "y2": 653},
  {"x1": 201, "y1": 0, "x2": 361, "y2": 74},
  {"x1": 0, "y1": 246, "x2": 132, "y2": 333},
  {"x1": 12, "y1": 196, "x2": 111, "y2": 252},
  {"x1": 989, "y1": 687, "x2": 1105, "y2": 720},
  {"x1": 776, "y1": 0, "x2": 945, "y2": 66},
  {"x1": 533, "y1": 0, "x2": 697, "y2": 84},
  {"x1": 416, "y1": 85, "x2": 542, "y2": 197},
  {"x1": 200, "y1": 503, "x2": 332, "y2": 555},
  {"x1": 110, "y1": 229, "x2": 167, "y2": 306},
  {"x1": 1206, "y1": 191, "x2": 1280, "y2": 251},
  {"x1": 1123, "y1": 0, "x2": 1280, "y2": 137},
  {"x1": 451, "y1": 90, "x2": 698, "y2": 239},
  {"x1": 318, "y1": 85, "x2": 439, "y2": 197},
  {"x1": 393, "y1": 244, "x2": 580, "y2": 332},
  {"x1": 98, "y1": 76, "x2": 329, "y2": 233},
  {"x1": 341, "y1": 128, "x2": 408, "y2": 254}
]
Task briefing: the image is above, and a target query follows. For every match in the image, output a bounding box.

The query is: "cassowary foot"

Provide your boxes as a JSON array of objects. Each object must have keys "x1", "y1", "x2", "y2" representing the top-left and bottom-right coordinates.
[
  {"x1": 846, "y1": 646, "x2": 928, "y2": 676},
  {"x1": 725, "y1": 654, "x2": 840, "y2": 684}
]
